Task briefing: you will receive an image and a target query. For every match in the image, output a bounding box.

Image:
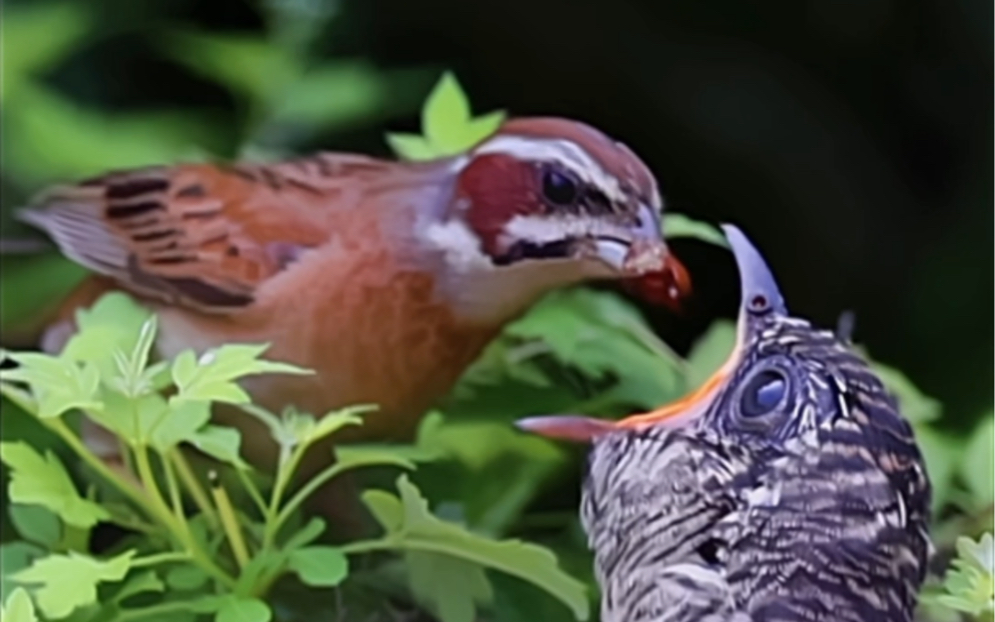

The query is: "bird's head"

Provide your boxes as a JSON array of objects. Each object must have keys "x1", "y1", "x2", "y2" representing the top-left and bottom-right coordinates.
[
  {"x1": 422, "y1": 117, "x2": 689, "y2": 321},
  {"x1": 516, "y1": 224, "x2": 928, "y2": 472}
]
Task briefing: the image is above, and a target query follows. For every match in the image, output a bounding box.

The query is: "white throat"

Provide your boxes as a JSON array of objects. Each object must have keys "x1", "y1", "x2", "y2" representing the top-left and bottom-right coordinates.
[{"x1": 418, "y1": 217, "x2": 612, "y2": 325}]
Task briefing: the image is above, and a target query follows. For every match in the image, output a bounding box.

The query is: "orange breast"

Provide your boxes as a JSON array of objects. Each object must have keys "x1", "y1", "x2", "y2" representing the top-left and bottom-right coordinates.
[{"x1": 154, "y1": 213, "x2": 497, "y2": 447}]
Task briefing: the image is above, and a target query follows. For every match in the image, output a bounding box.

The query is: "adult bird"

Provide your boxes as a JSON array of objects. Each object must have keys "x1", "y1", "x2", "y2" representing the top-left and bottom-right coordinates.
[
  {"x1": 519, "y1": 225, "x2": 932, "y2": 622},
  {"x1": 19, "y1": 117, "x2": 689, "y2": 478}
]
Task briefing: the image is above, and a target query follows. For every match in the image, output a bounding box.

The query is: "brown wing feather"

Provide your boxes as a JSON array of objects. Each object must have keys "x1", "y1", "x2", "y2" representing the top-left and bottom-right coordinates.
[{"x1": 19, "y1": 153, "x2": 396, "y2": 313}]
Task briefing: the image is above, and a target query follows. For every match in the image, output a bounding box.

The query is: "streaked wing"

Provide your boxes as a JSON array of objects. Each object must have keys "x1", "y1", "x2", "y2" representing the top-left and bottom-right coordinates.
[{"x1": 19, "y1": 153, "x2": 396, "y2": 313}]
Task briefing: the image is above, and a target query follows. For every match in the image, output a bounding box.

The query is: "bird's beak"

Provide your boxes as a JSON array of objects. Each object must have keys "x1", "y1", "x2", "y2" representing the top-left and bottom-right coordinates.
[
  {"x1": 516, "y1": 223, "x2": 781, "y2": 443},
  {"x1": 587, "y1": 202, "x2": 692, "y2": 309}
]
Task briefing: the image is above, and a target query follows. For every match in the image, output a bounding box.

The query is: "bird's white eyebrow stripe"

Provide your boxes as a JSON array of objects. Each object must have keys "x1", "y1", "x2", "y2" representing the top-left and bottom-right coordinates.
[{"x1": 474, "y1": 135, "x2": 627, "y2": 203}]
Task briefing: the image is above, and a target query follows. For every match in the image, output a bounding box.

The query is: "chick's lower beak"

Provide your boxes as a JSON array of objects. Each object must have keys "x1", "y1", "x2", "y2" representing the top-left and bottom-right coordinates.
[{"x1": 516, "y1": 340, "x2": 740, "y2": 443}]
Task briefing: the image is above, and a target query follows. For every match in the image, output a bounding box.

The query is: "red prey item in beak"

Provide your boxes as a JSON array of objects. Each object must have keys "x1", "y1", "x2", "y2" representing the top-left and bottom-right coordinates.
[{"x1": 622, "y1": 252, "x2": 692, "y2": 311}]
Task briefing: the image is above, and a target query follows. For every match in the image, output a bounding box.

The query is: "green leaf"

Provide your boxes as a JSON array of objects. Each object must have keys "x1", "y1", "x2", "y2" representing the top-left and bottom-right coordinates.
[
  {"x1": 109, "y1": 316, "x2": 161, "y2": 397},
  {"x1": 215, "y1": 596, "x2": 272, "y2": 622},
  {"x1": 271, "y1": 62, "x2": 388, "y2": 130},
  {"x1": 385, "y1": 133, "x2": 437, "y2": 161},
  {"x1": 165, "y1": 565, "x2": 209, "y2": 591},
  {"x1": 3, "y1": 85, "x2": 211, "y2": 186},
  {"x1": 149, "y1": 399, "x2": 212, "y2": 452},
  {"x1": 63, "y1": 293, "x2": 153, "y2": 375},
  {"x1": 0, "y1": 588, "x2": 38, "y2": 622},
  {"x1": 662, "y1": 213, "x2": 728, "y2": 247},
  {"x1": 1, "y1": 352, "x2": 102, "y2": 418},
  {"x1": 684, "y1": 320, "x2": 735, "y2": 390},
  {"x1": 361, "y1": 475, "x2": 589, "y2": 620},
  {"x1": 187, "y1": 425, "x2": 249, "y2": 469},
  {"x1": 936, "y1": 533, "x2": 995, "y2": 615},
  {"x1": 913, "y1": 425, "x2": 959, "y2": 513},
  {"x1": 962, "y1": 414, "x2": 995, "y2": 509},
  {"x1": 114, "y1": 570, "x2": 165, "y2": 604},
  {"x1": 332, "y1": 445, "x2": 418, "y2": 473},
  {"x1": 304, "y1": 406, "x2": 371, "y2": 446},
  {"x1": 92, "y1": 391, "x2": 167, "y2": 446},
  {"x1": 286, "y1": 546, "x2": 349, "y2": 587},
  {"x1": 1, "y1": 543, "x2": 45, "y2": 605},
  {"x1": 95, "y1": 389, "x2": 208, "y2": 450},
  {"x1": 502, "y1": 289, "x2": 685, "y2": 409},
  {"x1": 422, "y1": 72, "x2": 472, "y2": 149},
  {"x1": 8, "y1": 505, "x2": 61, "y2": 548},
  {"x1": 282, "y1": 518, "x2": 327, "y2": 552},
  {"x1": 407, "y1": 552, "x2": 492, "y2": 622},
  {"x1": 2, "y1": 3, "x2": 90, "y2": 105},
  {"x1": 13, "y1": 550, "x2": 134, "y2": 619},
  {"x1": 171, "y1": 344, "x2": 312, "y2": 406},
  {"x1": 410, "y1": 419, "x2": 565, "y2": 534},
  {"x1": 386, "y1": 71, "x2": 505, "y2": 160},
  {"x1": 0, "y1": 255, "x2": 88, "y2": 334},
  {"x1": 162, "y1": 32, "x2": 299, "y2": 107},
  {"x1": 860, "y1": 353, "x2": 942, "y2": 423},
  {"x1": 958, "y1": 533, "x2": 994, "y2": 574},
  {"x1": 0, "y1": 442, "x2": 109, "y2": 528}
]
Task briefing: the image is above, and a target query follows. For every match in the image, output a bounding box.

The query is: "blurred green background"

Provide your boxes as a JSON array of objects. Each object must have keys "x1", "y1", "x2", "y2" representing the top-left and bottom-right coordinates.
[
  {"x1": 1, "y1": 0, "x2": 992, "y2": 619},
  {"x1": 2, "y1": 0, "x2": 991, "y2": 427}
]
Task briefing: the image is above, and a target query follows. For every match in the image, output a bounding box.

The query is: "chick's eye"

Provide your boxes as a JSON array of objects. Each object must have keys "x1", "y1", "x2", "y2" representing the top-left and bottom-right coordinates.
[
  {"x1": 740, "y1": 369, "x2": 786, "y2": 418},
  {"x1": 541, "y1": 169, "x2": 578, "y2": 205}
]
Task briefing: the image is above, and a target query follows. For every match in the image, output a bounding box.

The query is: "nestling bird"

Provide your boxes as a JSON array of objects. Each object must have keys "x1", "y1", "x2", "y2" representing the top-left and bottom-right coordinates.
[
  {"x1": 20, "y1": 117, "x2": 690, "y2": 475},
  {"x1": 519, "y1": 225, "x2": 931, "y2": 622}
]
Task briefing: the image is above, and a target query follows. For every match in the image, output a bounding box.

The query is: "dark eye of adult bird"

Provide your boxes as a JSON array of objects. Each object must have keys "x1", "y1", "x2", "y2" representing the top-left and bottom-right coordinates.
[
  {"x1": 517, "y1": 224, "x2": 932, "y2": 622},
  {"x1": 541, "y1": 168, "x2": 579, "y2": 205}
]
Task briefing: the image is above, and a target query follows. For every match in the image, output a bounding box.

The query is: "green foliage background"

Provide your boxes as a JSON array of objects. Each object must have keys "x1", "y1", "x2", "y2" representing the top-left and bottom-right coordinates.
[{"x1": 0, "y1": 1, "x2": 992, "y2": 621}]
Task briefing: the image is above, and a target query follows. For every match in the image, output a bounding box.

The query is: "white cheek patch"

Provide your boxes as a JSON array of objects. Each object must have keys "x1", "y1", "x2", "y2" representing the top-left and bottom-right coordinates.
[
  {"x1": 501, "y1": 213, "x2": 630, "y2": 246},
  {"x1": 474, "y1": 135, "x2": 627, "y2": 204},
  {"x1": 422, "y1": 218, "x2": 493, "y2": 272}
]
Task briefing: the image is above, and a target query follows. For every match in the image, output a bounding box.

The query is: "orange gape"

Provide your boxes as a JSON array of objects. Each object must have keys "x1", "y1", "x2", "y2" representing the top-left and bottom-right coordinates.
[{"x1": 23, "y1": 117, "x2": 690, "y2": 476}]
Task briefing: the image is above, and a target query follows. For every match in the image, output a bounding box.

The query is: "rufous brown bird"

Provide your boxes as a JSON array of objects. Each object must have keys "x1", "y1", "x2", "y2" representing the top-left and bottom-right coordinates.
[
  {"x1": 520, "y1": 225, "x2": 931, "y2": 622},
  {"x1": 21, "y1": 117, "x2": 690, "y2": 475}
]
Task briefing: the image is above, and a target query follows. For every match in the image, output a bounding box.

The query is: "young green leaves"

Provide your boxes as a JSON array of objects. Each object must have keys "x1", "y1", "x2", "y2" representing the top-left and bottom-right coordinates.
[
  {"x1": 12, "y1": 550, "x2": 135, "y2": 619},
  {"x1": 931, "y1": 533, "x2": 994, "y2": 617},
  {"x1": 387, "y1": 71, "x2": 505, "y2": 161},
  {"x1": 0, "y1": 443, "x2": 109, "y2": 528},
  {"x1": 359, "y1": 475, "x2": 589, "y2": 622}
]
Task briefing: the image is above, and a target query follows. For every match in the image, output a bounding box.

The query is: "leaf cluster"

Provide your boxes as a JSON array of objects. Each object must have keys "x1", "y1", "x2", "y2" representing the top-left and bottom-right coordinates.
[{"x1": 0, "y1": 291, "x2": 591, "y2": 622}]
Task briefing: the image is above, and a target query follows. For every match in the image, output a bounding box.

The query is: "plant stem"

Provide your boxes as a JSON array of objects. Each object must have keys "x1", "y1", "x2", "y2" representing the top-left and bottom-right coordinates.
[
  {"x1": 170, "y1": 449, "x2": 220, "y2": 529},
  {"x1": 131, "y1": 551, "x2": 192, "y2": 568},
  {"x1": 338, "y1": 538, "x2": 394, "y2": 555},
  {"x1": 134, "y1": 445, "x2": 172, "y2": 524},
  {"x1": 4, "y1": 384, "x2": 238, "y2": 588},
  {"x1": 162, "y1": 452, "x2": 187, "y2": 527},
  {"x1": 261, "y1": 441, "x2": 306, "y2": 550},
  {"x1": 114, "y1": 601, "x2": 201, "y2": 622},
  {"x1": 272, "y1": 461, "x2": 349, "y2": 535},
  {"x1": 234, "y1": 467, "x2": 269, "y2": 518},
  {"x1": 134, "y1": 443, "x2": 237, "y2": 588},
  {"x1": 46, "y1": 418, "x2": 148, "y2": 510},
  {"x1": 211, "y1": 482, "x2": 251, "y2": 570}
]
